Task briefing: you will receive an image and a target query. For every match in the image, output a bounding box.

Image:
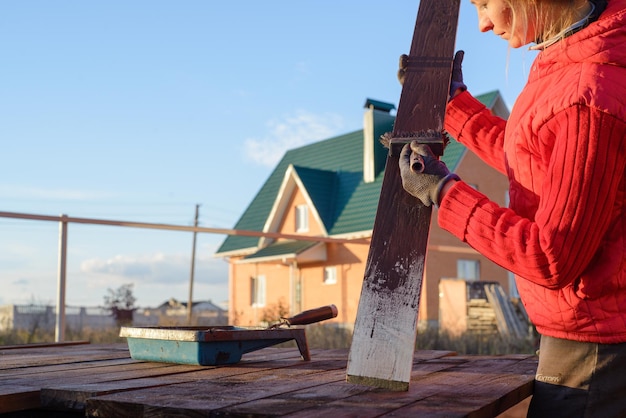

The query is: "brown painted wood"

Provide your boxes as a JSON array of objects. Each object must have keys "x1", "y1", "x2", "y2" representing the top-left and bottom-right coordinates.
[
  {"x1": 83, "y1": 363, "x2": 351, "y2": 417},
  {"x1": 346, "y1": 0, "x2": 461, "y2": 391},
  {"x1": 0, "y1": 343, "x2": 129, "y2": 370},
  {"x1": 0, "y1": 344, "x2": 536, "y2": 417},
  {"x1": 0, "y1": 385, "x2": 41, "y2": 414},
  {"x1": 10, "y1": 347, "x2": 309, "y2": 413},
  {"x1": 0, "y1": 340, "x2": 90, "y2": 350}
]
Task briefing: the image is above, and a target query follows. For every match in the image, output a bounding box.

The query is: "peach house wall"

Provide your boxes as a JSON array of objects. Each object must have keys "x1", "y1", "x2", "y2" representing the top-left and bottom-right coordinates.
[
  {"x1": 230, "y1": 261, "x2": 293, "y2": 326},
  {"x1": 299, "y1": 242, "x2": 369, "y2": 326}
]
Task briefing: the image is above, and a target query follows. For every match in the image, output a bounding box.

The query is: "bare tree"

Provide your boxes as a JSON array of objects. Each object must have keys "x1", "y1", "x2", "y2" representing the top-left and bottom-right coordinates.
[{"x1": 104, "y1": 284, "x2": 136, "y2": 326}]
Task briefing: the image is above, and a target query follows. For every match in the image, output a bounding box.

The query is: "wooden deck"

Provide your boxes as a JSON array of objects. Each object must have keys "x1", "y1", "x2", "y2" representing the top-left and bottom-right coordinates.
[{"x1": 0, "y1": 342, "x2": 536, "y2": 417}]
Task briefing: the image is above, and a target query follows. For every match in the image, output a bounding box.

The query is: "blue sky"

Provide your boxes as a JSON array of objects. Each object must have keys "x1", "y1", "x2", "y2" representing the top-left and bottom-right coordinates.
[{"x1": 0, "y1": 1, "x2": 537, "y2": 309}]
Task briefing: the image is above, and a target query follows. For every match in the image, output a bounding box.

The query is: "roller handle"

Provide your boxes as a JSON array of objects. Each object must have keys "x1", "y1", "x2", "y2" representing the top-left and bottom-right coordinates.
[{"x1": 285, "y1": 305, "x2": 338, "y2": 326}]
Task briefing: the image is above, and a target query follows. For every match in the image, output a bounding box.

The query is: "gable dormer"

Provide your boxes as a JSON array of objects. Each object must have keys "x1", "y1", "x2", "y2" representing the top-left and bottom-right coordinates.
[{"x1": 259, "y1": 164, "x2": 334, "y2": 248}]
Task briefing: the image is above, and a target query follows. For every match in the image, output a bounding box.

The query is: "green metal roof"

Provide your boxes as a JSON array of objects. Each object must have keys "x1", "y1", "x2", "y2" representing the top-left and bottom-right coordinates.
[
  {"x1": 216, "y1": 92, "x2": 502, "y2": 256},
  {"x1": 292, "y1": 166, "x2": 338, "y2": 229},
  {"x1": 216, "y1": 130, "x2": 371, "y2": 255},
  {"x1": 475, "y1": 90, "x2": 499, "y2": 109}
]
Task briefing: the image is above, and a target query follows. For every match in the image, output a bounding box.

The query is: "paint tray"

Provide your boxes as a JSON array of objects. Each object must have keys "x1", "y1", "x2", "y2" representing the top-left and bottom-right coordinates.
[{"x1": 120, "y1": 326, "x2": 310, "y2": 366}]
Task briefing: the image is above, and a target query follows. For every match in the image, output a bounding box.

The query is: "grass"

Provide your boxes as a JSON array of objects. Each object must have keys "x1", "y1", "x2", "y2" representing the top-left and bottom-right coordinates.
[
  {"x1": 0, "y1": 327, "x2": 125, "y2": 346},
  {"x1": 0, "y1": 324, "x2": 538, "y2": 355},
  {"x1": 304, "y1": 324, "x2": 537, "y2": 355}
]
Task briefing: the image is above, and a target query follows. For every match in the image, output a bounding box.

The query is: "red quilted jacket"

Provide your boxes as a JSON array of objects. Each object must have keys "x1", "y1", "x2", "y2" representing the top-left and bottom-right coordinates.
[{"x1": 441, "y1": 0, "x2": 626, "y2": 343}]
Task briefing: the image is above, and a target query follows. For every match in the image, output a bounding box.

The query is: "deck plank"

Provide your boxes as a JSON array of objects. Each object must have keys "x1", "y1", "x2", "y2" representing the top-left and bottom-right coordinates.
[
  {"x1": 0, "y1": 343, "x2": 537, "y2": 417},
  {"x1": 40, "y1": 349, "x2": 322, "y2": 411},
  {"x1": 0, "y1": 385, "x2": 41, "y2": 414}
]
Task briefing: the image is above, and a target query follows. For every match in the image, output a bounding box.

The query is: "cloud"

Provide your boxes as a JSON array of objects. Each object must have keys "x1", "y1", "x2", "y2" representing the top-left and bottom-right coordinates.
[
  {"x1": 80, "y1": 250, "x2": 228, "y2": 286},
  {"x1": 243, "y1": 110, "x2": 344, "y2": 167}
]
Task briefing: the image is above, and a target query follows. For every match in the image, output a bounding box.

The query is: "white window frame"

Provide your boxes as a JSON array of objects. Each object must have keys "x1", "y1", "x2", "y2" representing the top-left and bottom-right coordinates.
[
  {"x1": 323, "y1": 266, "x2": 337, "y2": 285},
  {"x1": 251, "y1": 275, "x2": 266, "y2": 307},
  {"x1": 295, "y1": 204, "x2": 309, "y2": 232}
]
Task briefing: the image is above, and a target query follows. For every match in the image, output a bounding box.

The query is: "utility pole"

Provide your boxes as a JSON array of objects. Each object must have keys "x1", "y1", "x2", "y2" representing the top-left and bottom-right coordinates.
[{"x1": 187, "y1": 204, "x2": 200, "y2": 325}]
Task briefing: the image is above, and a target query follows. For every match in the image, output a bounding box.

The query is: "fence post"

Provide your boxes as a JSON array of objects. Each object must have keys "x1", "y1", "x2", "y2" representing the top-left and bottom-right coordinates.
[
  {"x1": 55, "y1": 214, "x2": 68, "y2": 342},
  {"x1": 187, "y1": 204, "x2": 200, "y2": 325}
]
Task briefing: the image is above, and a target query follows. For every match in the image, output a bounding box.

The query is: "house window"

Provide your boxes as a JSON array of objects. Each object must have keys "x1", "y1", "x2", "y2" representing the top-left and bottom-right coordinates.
[
  {"x1": 457, "y1": 259, "x2": 480, "y2": 281},
  {"x1": 250, "y1": 275, "x2": 266, "y2": 307},
  {"x1": 323, "y1": 266, "x2": 337, "y2": 285},
  {"x1": 295, "y1": 205, "x2": 309, "y2": 232}
]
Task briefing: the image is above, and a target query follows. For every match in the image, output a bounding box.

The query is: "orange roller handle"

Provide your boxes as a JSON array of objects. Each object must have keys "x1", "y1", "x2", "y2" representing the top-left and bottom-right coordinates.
[{"x1": 285, "y1": 305, "x2": 338, "y2": 326}]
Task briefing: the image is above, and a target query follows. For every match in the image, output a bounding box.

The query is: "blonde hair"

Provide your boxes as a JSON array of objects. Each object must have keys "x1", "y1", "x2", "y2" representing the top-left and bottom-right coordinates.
[{"x1": 507, "y1": 0, "x2": 593, "y2": 47}]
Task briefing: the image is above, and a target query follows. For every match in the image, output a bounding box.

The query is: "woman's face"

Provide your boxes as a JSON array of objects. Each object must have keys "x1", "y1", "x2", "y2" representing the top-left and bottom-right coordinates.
[{"x1": 471, "y1": 0, "x2": 537, "y2": 48}]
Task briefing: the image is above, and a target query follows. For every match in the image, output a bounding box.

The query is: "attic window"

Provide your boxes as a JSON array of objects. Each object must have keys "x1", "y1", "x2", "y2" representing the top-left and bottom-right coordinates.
[{"x1": 295, "y1": 205, "x2": 309, "y2": 232}]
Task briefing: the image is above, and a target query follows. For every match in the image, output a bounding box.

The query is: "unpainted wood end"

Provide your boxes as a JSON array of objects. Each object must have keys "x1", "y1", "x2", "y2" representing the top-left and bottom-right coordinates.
[{"x1": 346, "y1": 374, "x2": 409, "y2": 392}]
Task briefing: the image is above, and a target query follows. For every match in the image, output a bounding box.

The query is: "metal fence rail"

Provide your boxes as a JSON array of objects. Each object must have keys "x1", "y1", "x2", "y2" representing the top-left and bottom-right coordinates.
[{"x1": 0, "y1": 210, "x2": 367, "y2": 341}]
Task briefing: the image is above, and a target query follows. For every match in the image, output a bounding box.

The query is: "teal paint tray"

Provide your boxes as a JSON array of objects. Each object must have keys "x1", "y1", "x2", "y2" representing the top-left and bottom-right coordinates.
[{"x1": 119, "y1": 326, "x2": 310, "y2": 366}]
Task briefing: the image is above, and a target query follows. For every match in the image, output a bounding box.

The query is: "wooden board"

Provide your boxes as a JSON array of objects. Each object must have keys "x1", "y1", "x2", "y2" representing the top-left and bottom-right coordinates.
[{"x1": 346, "y1": 0, "x2": 461, "y2": 391}]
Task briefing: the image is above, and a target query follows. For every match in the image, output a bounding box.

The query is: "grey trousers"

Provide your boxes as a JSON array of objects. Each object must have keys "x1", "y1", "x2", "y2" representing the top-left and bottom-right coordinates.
[{"x1": 527, "y1": 335, "x2": 626, "y2": 418}]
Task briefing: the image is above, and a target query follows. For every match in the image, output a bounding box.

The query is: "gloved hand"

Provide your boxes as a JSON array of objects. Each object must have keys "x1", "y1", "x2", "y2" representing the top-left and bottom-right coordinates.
[
  {"x1": 397, "y1": 51, "x2": 467, "y2": 99},
  {"x1": 399, "y1": 141, "x2": 460, "y2": 207},
  {"x1": 450, "y1": 50, "x2": 467, "y2": 98}
]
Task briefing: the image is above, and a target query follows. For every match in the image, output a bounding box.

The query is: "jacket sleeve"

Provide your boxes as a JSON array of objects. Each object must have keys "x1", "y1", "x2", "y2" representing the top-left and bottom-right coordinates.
[
  {"x1": 444, "y1": 91, "x2": 508, "y2": 175},
  {"x1": 439, "y1": 104, "x2": 626, "y2": 289}
]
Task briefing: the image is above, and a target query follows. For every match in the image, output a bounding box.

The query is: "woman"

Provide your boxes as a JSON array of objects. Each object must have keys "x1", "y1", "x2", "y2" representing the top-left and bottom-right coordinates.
[{"x1": 399, "y1": 0, "x2": 626, "y2": 416}]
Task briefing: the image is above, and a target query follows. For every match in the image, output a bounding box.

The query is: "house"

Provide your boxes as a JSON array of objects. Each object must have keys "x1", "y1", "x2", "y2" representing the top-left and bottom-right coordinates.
[
  {"x1": 136, "y1": 298, "x2": 228, "y2": 326},
  {"x1": 215, "y1": 92, "x2": 512, "y2": 329}
]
